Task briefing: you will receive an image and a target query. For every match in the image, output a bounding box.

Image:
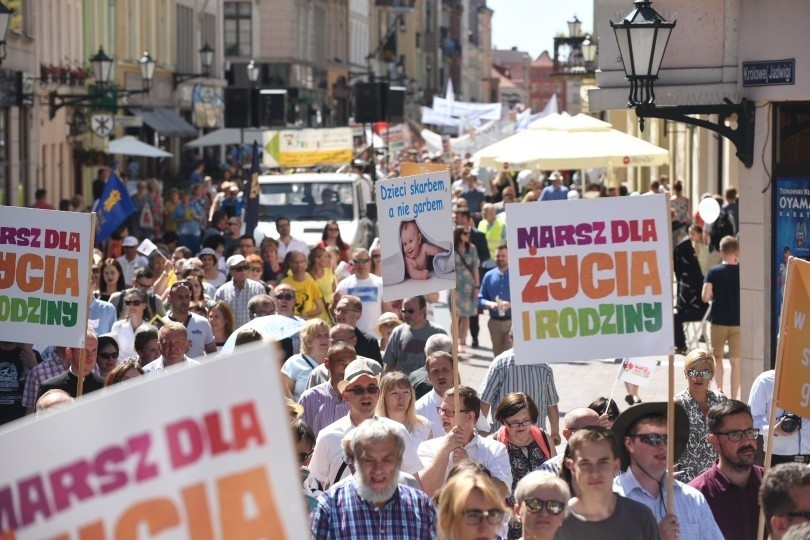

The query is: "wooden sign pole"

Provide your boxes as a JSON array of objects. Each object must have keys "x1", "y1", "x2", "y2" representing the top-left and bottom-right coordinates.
[
  {"x1": 77, "y1": 213, "x2": 98, "y2": 397},
  {"x1": 665, "y1": 196, "x2": 675, "y2": 514},
  {"x1": 450, "y1": 289, "x2": 461, "y2": 428}
]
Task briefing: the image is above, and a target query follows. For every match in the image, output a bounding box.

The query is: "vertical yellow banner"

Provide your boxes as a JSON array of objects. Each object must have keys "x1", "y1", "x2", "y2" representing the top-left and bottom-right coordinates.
[{"x1": 775, "y1": 257, "x2": 810, "y2": 416}]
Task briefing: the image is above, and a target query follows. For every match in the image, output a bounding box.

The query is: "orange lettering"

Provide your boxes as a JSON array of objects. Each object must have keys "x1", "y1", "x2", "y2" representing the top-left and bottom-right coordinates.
[
  {"x1": 519, "y1": 257, "x2": 548, "y2": 302},
  {"x1": 218, "y1": 467, "x2": 283, "y2": 539},
  {"x1": 114, "y1": 499, "x2": 179, "y2": 540},
  {"x1": 630, "y1": 251, "x2": 662, "y2": 296},
  {"x1": 16, "y1": 254, "x2": 42, "y2": 293},
  {"x1": 580, "y1": 253, "x2": 613, "y2": 299},
  {"x1": 547, "y1": 255, "x2": 578, "y2": 301},
  {"x1": 78, "y1": 521, "x2": 105, "y2": 540},
  {"x1": 181, "y1": 483, "x2": 214, "y2": 540}
]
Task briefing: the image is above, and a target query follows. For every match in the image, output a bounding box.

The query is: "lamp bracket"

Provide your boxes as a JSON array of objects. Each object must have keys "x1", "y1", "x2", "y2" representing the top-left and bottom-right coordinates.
[
  {"x1": 48, "y1": 93, "x2": 107, "y2": 120},
  {"x1": 635, "y1": 98, "x2": 756, "y2": 168},
  {"x1": 49, "y1": 86, "x2": 147, "y2": 120}
]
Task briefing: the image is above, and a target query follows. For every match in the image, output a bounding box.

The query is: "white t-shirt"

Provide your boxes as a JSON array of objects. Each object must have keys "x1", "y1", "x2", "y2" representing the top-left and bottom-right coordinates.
[
  {"x1": 278, "y1": 237, "x2": 310, "y2": 259},
  {"x1": 336, "y1": 274, "x2": 384, "y2": 336},
  {"x1": 281, "y1": 353, "x2": 320, "y2": 401},
  {"x1": 418, "y1": 433, "x2": 512, "y2": 490},
  {"x1": 169, "y1": 312, "x2": 215, "y2": 358},
  {"x1": 110, "y1": 319, "x2": 143, "y2": 360}
]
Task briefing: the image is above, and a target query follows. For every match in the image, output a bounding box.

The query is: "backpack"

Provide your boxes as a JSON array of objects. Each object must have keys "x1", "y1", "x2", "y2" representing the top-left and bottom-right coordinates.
[{"x1": 710, "y1": 209, "x2": 735, "y2": 252}]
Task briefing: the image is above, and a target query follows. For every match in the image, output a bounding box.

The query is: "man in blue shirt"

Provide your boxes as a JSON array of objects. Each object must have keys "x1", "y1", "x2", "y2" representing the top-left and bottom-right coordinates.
[
  {"x1": 478, "y1": 244, "x2": 511, "y2": 357},
  {"x1": 311, "y1": 417, "x2": 436, "y2": 539},
  {"x1": 539, "y1": 171, "x2": 569, "y2": 201}
]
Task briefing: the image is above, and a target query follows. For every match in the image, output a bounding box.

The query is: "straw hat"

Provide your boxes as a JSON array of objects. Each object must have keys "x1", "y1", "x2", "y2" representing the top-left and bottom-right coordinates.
[{"x1": 375, "y1": 312, "x2": 404, "y2": 337}]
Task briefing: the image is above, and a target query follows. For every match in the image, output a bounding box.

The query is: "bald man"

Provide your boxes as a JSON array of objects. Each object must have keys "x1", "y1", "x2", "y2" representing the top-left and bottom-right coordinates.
[{"x1": 538, "y1": 407, "x2": 601, "y2": 475}]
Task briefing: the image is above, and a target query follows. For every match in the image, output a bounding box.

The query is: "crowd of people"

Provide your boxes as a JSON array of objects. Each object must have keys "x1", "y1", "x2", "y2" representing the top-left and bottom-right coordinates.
[{"x1": 7, "y1": 154, "x2": 808, "y2": 540}]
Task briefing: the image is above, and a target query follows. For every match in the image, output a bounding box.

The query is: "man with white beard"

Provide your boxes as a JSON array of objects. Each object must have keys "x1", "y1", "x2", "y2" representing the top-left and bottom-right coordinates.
[{"x1": 310, "y1": 418, "x2": 436, "y2": 539}]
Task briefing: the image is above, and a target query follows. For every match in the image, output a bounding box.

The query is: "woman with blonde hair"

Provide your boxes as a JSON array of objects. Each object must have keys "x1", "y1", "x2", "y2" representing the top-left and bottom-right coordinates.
[
  {"x1": 437, "y1": 470, "x2": 508, "y2": 540},
  {"x1": 307, "y1": 246, "x2": 335, "y2": 323},
  {"x1": 376, "y1": 371, "x2": 432, "y2": 445},
  {"x1": 674, "y1": 348, "x2": 727, "y2": 481},
  {"x1": 280, "y1": 319, "x2": 331, "y2": 400}
]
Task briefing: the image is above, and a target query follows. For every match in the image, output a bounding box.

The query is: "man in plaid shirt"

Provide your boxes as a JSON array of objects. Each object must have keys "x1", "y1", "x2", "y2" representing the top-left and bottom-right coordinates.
[{"x1": 310, "y1": 417, "x2": 436, "y2": 539}]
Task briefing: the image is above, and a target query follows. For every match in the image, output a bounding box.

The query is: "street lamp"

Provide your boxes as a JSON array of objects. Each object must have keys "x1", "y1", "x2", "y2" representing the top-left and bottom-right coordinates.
[
  {"x1": 0, "y1": 2, "x2": 11, "y2": 66},
  {"x1": 246, "y1": 59, "x2": 260, "y2": 83},
  {"x1": 49, "y1": 46, "x2": 154, "y2": 120},
  {"x1": 612, "y1": 0, "x2": 756, "y2": 167},
  {"x1": 172, "y1": 43, "x2": 215, "y2": 88},
  {"x1": 567, "y1": 16, "x2": 582, "y2": 38},
  {"x1": 582, "y1": 35, "x2": 597, "y2": 71}
]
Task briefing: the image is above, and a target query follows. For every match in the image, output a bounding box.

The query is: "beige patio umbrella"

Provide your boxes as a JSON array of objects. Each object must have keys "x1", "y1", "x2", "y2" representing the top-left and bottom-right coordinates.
[{"x1": 473, "y1": 113, "x2": 669, "y2": 171}]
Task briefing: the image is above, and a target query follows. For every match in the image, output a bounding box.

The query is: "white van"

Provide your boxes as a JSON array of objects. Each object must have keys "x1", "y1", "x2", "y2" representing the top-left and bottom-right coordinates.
[{"x1": 254, "y1": 173, "x2": 373, "y2": 247}]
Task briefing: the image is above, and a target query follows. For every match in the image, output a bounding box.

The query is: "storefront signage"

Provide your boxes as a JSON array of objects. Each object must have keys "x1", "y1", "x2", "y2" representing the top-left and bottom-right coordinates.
[{"x1": 742, "y1": 59, "x2": 795, "y2": 87}]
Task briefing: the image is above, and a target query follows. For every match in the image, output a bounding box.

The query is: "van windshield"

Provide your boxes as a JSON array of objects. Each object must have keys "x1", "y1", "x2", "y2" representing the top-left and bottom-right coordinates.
[{"x1": 258, "y1": 181, "x2": 354, "y2": 221}]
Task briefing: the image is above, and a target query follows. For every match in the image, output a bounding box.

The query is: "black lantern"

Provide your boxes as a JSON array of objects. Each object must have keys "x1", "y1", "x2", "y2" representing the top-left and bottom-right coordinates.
[
  {"x1": 612, "y1": 0, "x2": 756, "y2": 168},
  {"x1": 50, "y1": 46, "x2": 153, "y2": 120},
  {"x1": 90, "y1": 46, "x2": 114, "y2": 86},
  {"x1": 246, "y1": 59, "x2": 259, "y2": 83},
  {"x1": 173, "y1": 43, "x2": 216, "y2": 88},
  {"x1": 0, "y1": 2, "x2": 11, "y2": 65}
]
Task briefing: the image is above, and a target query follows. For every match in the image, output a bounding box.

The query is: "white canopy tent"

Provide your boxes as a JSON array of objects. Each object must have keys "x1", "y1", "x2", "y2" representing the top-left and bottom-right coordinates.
[
  {"x1": 472, "y1": 113, "x2": 669, "y2": 171},
  {"x1": 106, "y1": 136, "x2": 172, "y2": 158},
  {"x1": 184, "y1": 128, "x2": 267, "y2": 148}
]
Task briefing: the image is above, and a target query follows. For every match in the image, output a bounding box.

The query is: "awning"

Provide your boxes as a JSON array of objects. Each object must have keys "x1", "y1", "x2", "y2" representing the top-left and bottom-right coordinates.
[
  {"x1": 129, "y1": 108, "x2": 198, "y2": 138},
  {"x1": 185, "y1": 128, "x2": 267, "y2": 148}
]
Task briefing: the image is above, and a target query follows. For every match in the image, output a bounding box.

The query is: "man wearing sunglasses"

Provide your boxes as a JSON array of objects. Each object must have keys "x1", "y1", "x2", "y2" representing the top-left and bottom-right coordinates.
[
  {"x1": 759, "y1": 463, "x2": 810, "y2": 540},
  {"x1": 308, "y1": 359, "x2": 422, "y2": 489},
  {"x1": 332, "y1": 249, "x2": 388, "y2": 337},
  {"x1": 213, "y1": 255, "x2": 267, "y2": 328},
  {"x1": 689, "y1": 400, "x2": 764, "y2": 540},
  {"x1": 613, "y1": 403, "x2": 723, "y2": 540}
]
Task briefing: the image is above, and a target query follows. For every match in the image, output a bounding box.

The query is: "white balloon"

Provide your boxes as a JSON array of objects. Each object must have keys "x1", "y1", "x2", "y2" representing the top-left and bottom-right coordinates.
[{"x1": 698, "y1": 197, "x2": 721, "y2": 224}]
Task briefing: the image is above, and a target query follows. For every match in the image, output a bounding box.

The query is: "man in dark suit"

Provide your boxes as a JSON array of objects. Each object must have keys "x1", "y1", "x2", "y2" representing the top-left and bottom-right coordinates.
[
  {"x1": 455, "y1": 209, "x2": 490, "y2": 348},
  {"x1": 37, "y1": 332, "x2": 105, "y2": 400}
]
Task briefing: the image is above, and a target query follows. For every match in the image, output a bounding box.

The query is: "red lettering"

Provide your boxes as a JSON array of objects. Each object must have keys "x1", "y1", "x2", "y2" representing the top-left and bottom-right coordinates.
[
  {"x1": 231, "y1": 402, "x2": 266, "y2": 450},
  {"x1": 17, "y1": 475, "x2": 51, "y2": 527},
  {"x1": 166, "y1": 419, "x2": 204, "y2": 469},
  {"x1": 519, "y1": 257, "x2": 548, "y2": 303},
  {"x1": 49, "y1": 460, "x2": 93, "y2": 513}
]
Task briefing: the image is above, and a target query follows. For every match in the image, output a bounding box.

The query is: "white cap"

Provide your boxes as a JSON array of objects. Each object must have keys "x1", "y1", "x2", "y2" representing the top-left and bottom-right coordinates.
[
  {"x1": 122, "y1": 236, "x2": 139, "y2": 247},
  {"x1": 226, "y1": 254, "x2": 246, "y2": 268}
]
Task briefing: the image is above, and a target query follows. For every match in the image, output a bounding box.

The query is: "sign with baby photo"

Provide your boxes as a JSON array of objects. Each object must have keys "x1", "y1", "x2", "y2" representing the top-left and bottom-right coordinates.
[{"x1": 376, "y1": 170, "x2": 456, "y2": 301}]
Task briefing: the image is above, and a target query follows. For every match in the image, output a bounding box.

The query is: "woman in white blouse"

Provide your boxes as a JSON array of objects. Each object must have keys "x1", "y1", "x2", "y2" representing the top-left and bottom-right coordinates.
[{"x1": 111, "y1": 289, "x2": 152, "y2": 360}]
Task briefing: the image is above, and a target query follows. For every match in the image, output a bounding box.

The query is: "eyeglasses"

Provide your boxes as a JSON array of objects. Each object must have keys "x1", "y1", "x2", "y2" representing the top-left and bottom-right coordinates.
[
  {"x1": 98, "y1": 351, "x2": 119, "y2": 360},
  {"x1": 352, "y1": 259, "x2": 371, "y2": 264},
  {"x1": 686, "y1": 368, "x2": 713, "y2": 380},
  {"x1": 437, "y1": 407, "x2": 471, "y2": 417},
  {"x1": 275, "y1": 294, "x2": 294, "y2": 301},
  {"x1": 249, "y1": 266, "x2": 263, "y2": 272},
  {"x1": 461, "y1": 509, "x2": 506, "y2": 526},
  {"x1": 505, "y1": 419, "x2": 533, "y2": 428},
  {"x1": 522, "y1": 498, "x2": 565, "y2": 516},
  {"x1": 346, "y1": 385, "x2": 379, "y2": 396},
  {"x1": 298, "y1": 451, "x2": 313, "y2": 462},
  {"x1": 231, "y1": 266, "x2": 247, "y2": 272},
  {"x1": 326, "y1": 227, "x2": 339, "y2": 232},
  {"x1": 372, "y1": 254, "x2": 381, "y2": 259},
  {"x1": 629, "y1": 433, "x2": 668, "y2": 446},
  {"x1": 712, "y1": 428, "x2": 759, "y2": 442},
  {"x1": 124, "y1": 300, "x2": 143, "y2": 306}
]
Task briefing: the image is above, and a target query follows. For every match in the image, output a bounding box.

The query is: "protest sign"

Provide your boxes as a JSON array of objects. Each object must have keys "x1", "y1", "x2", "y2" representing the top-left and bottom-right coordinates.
[
  {"x1": 264, "y1": 128, "x2": 353, "y2": 168},
  {"x1": 400, "y1": 162, "x2": 448, "y2": 177},
  {"x1": 505, "y1": 195, "x2": 674, "y2": 364},
  {"x1": 0, "y1": 207, "x2": 92, "y2": 348},
  {"x1": 775, "y1": 256, "x2": 810, "y2": 417},
  {"x1": 0, "y1": 344, "x2": 309, "y2": 539},
  {"x1": 617, "y1": 357, "x2": 660, "y2": 387},
  {"x1": 376, "y1": 170, "x2": 456, "y2": 301}
]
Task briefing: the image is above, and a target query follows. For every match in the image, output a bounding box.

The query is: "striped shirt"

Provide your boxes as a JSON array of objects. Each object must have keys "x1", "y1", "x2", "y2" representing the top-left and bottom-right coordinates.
[
  {"x1": 298, "y1": 381, "x2": 350, "y2": 437},
  {"x1": 21, "y1": 357, "x2": 67, "y2": 408},
  {"x1": 213, "y1": 278, "x2": 267, "y2": 328},
  {"x1": 311, "y1": 477, "x2": 436, "y2": 540},
  {"x1": 614, "y1": 468, "x2": 723, "y2": 539},
  {"x1": 477, "y1": 348, "x2": 559, "y2": 430}
]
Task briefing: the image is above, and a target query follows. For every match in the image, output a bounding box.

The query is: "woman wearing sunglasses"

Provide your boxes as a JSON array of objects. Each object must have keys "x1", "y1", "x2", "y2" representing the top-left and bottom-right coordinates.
[
  {"x1": 95, "y1": 335, "x2": 122, "y2": 379},
  {"x1": 437, "y1": 469, "x2": 508, "y2": 540},
  {"x1": 316, "y1": 220, "x2": 351, "y2": 263},
  {"x1": 674, "y1": 349, "x2": 727, "y2": 482},
  {"x1": 492, "y1": 392, "x2": 553, "y2": 539},
  {"x1": 513, "y1": 471, "x2": 569, "y2": 540},
  {"x1": 111, "y1": 289, "x2": 153, "y2": 361}
]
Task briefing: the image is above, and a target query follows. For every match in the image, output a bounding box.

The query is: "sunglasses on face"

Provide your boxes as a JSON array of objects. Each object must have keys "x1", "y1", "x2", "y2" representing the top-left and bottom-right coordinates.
[
  {"x1": 686, "y1": 368, "x2": 713, "y2": 380},
  {"x1": 461, "y1": 509, "x2": 505, "y2": 526},
  {"x1": 98, "y1": 351, "x2": 119, "y2": 360},
  {"x1": 231, "y1": 266, "x2": 247, "y2": 272},
  {"x1": 275, "y1": 294, "x2": 294, "y2": 301},
  {"x1": 346, "y1": 385, "x2": 379, "y2": 396},
  {"x1": 352, "y1": 259, "x2": 371, "y2": 265},
  {"x1": 712, "y1": 428, "x2": 759, "y2": 442},
  {"x1": 523, "y1": 498, "x2": 565, "y2": 515},
  {"x1": 326, "y1": 227, "x2": 339, "y2": 232},
  {"x1": 248, "y1": 266, "x2": 263, "y2": 272},
  {"x1": 629, "y1": 433, "x2": 668, "y2": 446},
  {"x1": 124, "y1": 300, "x2": 143, "y2": 306}
]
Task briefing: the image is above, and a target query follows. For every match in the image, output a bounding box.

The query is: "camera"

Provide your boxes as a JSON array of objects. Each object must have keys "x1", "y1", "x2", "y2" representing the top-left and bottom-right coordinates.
[{"x1": 779, "y1": 413, "x2": 802, "y2": 433}]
